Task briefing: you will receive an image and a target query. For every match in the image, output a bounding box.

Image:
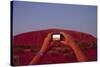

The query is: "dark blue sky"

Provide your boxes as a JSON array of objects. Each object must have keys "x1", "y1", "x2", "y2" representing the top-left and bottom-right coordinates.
[{"x1": 13, "y1": 1, "x2": 97, "y2": 37}]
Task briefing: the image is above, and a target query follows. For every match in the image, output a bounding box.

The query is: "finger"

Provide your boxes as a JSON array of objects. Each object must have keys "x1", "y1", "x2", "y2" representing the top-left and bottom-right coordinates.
[
  {"x1": 46, "y1": 32, "x2": 54, "y2": 40},
  {"x1": 48, "y1": 32, "x2": 53, "y2": 36},
  {"x1": 60, "y1": 32, "x2": 72, "y2": 39},
  {"x1": 60, "y1": 32, "x2": 69, "y2": 39},
  {"x1": 44, "y1": 32, "x2": 53, "y2": 42}
]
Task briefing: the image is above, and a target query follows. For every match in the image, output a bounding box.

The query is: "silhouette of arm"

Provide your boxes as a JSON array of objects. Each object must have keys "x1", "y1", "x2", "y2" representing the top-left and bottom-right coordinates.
[
  {"x1": 29, "y1": 33, "x2": 52, "y2": 65},
  {"x1": 60, "y1": 32, "x2": 87, "y2": 62}
]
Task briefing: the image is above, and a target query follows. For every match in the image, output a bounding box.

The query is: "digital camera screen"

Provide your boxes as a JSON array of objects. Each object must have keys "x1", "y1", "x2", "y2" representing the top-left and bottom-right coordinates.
[{"x1": 52, "y1": 33, "x2": 61, "y2": 41}]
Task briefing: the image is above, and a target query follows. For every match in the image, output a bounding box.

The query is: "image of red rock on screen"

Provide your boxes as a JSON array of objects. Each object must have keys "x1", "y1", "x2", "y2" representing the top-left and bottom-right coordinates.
[{"x1": 11, "y1": 1, "x2": 97, "y2": 66}]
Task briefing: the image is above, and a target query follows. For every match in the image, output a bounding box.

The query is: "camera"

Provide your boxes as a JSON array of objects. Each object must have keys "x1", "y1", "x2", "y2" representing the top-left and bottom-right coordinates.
[{"x1": 52, "y1": 33, "x2": 64, "y2": 41}]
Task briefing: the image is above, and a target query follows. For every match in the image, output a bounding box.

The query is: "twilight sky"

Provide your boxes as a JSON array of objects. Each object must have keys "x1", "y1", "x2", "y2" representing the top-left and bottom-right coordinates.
[{"x1": 12, "y1": 1, "x2": 97, "y2": 37}]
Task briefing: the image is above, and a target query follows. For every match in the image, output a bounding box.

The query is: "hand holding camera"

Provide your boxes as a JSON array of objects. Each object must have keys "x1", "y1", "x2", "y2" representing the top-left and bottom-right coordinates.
[{"x1": 29, "y1": 32, "x2": 86, "y2": 65}]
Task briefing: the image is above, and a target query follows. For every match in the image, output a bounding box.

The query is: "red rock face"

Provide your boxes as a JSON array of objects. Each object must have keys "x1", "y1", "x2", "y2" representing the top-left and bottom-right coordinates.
[{"x1": 12, "y1": 29, "x2": 97, "y2": 66}]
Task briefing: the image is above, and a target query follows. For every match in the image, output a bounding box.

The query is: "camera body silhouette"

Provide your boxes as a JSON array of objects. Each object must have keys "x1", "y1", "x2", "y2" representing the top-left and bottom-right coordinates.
[{"x1": 51, "y1": 33, "x2": 64, "y2": 41}]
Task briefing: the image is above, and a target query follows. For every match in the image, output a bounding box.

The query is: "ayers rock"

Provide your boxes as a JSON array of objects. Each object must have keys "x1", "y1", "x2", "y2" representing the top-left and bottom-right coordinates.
[{"x1": 12, "y1": 29, "x2": 97, "y2": 66}]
